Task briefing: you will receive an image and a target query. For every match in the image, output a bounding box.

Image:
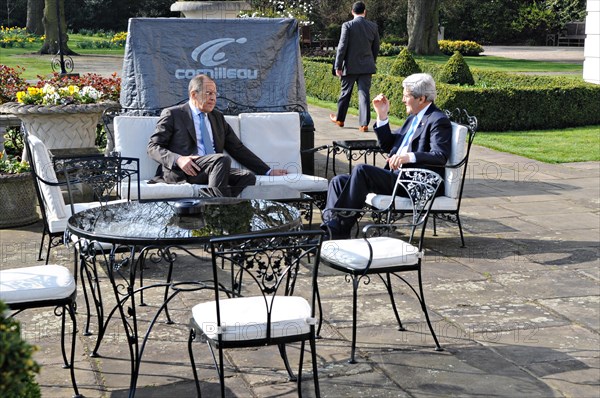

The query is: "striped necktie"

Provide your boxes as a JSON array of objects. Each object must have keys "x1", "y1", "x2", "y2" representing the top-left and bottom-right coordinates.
[{"x1": 199, "y1": 112, "x2": 214, "y2": 155}]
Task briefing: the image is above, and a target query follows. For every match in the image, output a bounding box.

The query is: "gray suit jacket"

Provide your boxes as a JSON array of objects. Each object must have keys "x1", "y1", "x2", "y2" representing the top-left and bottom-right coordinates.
[
  {"x1": 335, "y1": 16, "x2": 380, "y2": 75},
  {"x1": 147, "y1": 104, "x2": 270, "y2": 183}
]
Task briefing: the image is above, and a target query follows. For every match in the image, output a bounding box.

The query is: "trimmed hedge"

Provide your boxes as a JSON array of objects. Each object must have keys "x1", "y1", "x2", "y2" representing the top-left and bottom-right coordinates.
[
  {"x1": 303, "y1": 59, "x2": 600, "y2": 131},
  {"x1": 438, "y1": 40, "x2": 484, "y2": 56}
]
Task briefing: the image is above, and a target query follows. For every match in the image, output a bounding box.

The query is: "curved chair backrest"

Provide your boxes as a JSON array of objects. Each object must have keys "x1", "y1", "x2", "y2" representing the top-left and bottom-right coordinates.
[
  {"x1": 444, "y1": 109, "x2": 478, "y2": 208},
  {"x1": 59, "y1": 155, "x2": 140, "y2": 216},
  {"x1": 24, "y1": 132, "x2": 69, "y2": 233}
]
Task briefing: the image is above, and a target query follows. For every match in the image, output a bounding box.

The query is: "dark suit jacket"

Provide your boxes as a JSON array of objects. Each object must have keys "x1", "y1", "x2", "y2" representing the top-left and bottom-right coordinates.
[
  {"x1": 335, "y1": 16, "x2": 380, "y2": 75},
  {"x1": 374, "y1": 104, "x2": 452, "y2": 179},
  {"x1": 147, "y1": 104, "x2": 270, "y2": 183}
]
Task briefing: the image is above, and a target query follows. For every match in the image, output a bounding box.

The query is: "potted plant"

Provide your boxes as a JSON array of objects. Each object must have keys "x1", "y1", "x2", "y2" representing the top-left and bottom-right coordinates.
[
  {"x1": 0, "y1": 68, "x2": 120, "y2": 154},
  {"x1": 0, "y1": 130, "x2": 38, "y2": 228}
]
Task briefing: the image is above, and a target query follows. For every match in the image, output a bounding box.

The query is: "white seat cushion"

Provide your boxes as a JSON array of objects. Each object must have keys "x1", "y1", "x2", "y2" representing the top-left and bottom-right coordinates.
[
  {"x1": 366, "y1": 194, "x2": 458, "y2": 212},
  {"x1": 239, "y1": 113, "x2": 328, "y2": 192},
  {"x1": 321, "y1": 237, "x2": 423, "y2": 271},
  {"x1": 121, "y1": 180, "x2": 199, "y2": 200},
  {"x1": 0, "y1": 265, "x2": 76, "y2": 304},
  {"x1": 192, "y1": 295, "x2": 313, "y2": 341},
  {"x1": 256, "y1": 173, "x2": 328, "y2": 193}
]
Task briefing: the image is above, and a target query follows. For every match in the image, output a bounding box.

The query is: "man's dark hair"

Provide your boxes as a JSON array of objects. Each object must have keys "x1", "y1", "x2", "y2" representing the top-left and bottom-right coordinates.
[{"x1": 353, "y1": 1, "x2": 366, "y2": 14}]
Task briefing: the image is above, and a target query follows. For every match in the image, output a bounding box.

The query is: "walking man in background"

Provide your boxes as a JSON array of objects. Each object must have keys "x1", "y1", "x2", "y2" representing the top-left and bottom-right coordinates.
[{"x1": 330, "y1": 1, "x2": 380, "y2": 132}]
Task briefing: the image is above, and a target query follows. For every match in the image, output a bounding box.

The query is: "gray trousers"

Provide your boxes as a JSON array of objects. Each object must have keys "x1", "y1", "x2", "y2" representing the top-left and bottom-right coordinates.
[{"x1": 188, "y1": 153, "x2": 256, "y2": 188}]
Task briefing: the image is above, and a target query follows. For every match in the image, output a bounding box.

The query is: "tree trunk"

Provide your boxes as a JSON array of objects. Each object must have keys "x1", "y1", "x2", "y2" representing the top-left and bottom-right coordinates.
[
  {"x1": 407, "y1": 0, "x2": 441, "y2": 55},
  {"x1": 26, "y1": 0, "x2": 45, "y2": 35},
  {"x1": 39, "y1": 0, "x2": 76, "y2": 55}
]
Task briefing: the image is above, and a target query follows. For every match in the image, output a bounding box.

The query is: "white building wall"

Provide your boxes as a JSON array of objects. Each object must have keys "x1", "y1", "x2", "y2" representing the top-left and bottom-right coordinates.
[{"x1": 583, "y1": 0, "x2": 600, "y2": 84}]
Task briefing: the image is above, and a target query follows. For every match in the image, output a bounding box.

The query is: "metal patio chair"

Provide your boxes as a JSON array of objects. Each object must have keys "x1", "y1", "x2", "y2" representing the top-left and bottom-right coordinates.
[
  {"x1": 187, "y1": 230, "x2": 324, "y2": 398},
  {"x1": 319, "y1": 168, "x2": 443, "y2": 363}
]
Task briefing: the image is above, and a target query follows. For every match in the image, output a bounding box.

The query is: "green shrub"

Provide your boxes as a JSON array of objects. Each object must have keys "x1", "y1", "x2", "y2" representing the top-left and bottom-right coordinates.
[
  {"x1": 378, "y1": 42, "x2": 402, "y2": 57},
  {"x1": 304, "y1": 56, "x2": 334, "y2": 64},
  {"x1": 439, "y1": 51, "x2": 475, "y2": 85},
  {"x1": 303, "y1": 59, "x2": 600, "y2": 131},
  {"x1": 77, "y1": 28, "x2": 95, "y2": 36},
  {"x1": 0, "y1": 301, "x2": 41, "y2": 398},
  {"x1": 389, "y1": 47, "x2": 421, "y2": 77},
  {"x1": 438, "y1": 40, "x2": 483, "y2": 56},
  {"x1": 381, "y1": 35, "x2": 407, "y2": 46},
  {"x1": 76, "y1": 40, "x2": 94, "y2": 49}
]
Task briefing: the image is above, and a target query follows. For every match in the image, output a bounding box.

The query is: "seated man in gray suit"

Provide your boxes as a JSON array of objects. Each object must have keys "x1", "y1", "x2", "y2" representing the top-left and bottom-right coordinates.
[
  {"x1": 147, "y1": 74, "x2": 287, "y2": 188},
  {"x1": 322, "y1": 73, "x2": 452, "y2": 239}
]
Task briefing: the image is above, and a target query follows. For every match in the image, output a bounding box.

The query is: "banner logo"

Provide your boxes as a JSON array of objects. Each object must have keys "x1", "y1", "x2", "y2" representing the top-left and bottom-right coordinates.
[
  {"x1": 176, "y1": 37, "x2": 258, "y2": 80},
  {"x1": 191, "y1": 38, "x2": 247, "y2": 66}
]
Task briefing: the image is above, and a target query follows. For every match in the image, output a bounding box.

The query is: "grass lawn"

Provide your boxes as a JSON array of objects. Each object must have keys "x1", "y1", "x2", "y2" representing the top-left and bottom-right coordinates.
[
  {"x1": 2, "y1": 37, "x2": 124, "y2": 79},
  {"x1": 476, "y1": 126, "x2": 600, "y2": 163},
  {"x1": 414, "y1": 54, "x2": 583, "y2": 73}
]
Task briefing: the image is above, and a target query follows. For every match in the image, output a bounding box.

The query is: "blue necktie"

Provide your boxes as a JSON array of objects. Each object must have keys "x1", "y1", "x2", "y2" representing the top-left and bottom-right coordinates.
[
  {"x1": 398, "y1": 117, "x2": 419, "y2": 155},
  {"x1": 199, "y1": 112, "x2": 214, "y2": 155}
]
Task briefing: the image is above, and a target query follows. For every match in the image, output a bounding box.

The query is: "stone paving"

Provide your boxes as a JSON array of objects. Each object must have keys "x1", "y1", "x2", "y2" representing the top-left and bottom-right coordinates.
[{"x1": 1, "y1": 46, "x2": 598, "y2": 398}]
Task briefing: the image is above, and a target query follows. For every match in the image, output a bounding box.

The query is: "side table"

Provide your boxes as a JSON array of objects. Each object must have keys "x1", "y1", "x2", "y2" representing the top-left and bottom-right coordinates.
[{"x1": 331, "y1": 139, "x2": 386, "y2": 176}]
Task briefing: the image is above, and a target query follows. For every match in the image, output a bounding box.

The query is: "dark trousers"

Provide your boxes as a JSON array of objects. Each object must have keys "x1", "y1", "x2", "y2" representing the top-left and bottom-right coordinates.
[
  {"x1": 336, "y1": 73, "x2": 372, "y2": 127},
  {"x1": 322, "y1": 164, "x2": 397, "y2": 237}
]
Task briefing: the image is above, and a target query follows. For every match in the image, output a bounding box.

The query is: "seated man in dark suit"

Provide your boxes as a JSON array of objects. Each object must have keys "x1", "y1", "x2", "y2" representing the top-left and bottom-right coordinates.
[
  {"x1": 147, "y1": 74, "x2": 287, "y2": 188},
  {"x1": 321, "y1": 73, "x2": 452, "y2": 239}
]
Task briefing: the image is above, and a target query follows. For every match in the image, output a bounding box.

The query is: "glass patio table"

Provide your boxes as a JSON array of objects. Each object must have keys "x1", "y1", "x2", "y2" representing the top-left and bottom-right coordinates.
[{"x1": 65, "y1": 197, "x2": 301, "y2": 398}]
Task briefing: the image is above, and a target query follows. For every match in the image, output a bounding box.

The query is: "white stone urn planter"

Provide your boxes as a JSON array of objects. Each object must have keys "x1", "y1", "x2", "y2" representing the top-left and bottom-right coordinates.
[
  {"x1": 170, "y1": 1, "x2": 251, "y2": 19},
  {"x1": 0, "y1": 172, "x2": 38, "y2": 228},
  {"x1": 0, "y1": 102, "x2": 117, "y2": 153}
]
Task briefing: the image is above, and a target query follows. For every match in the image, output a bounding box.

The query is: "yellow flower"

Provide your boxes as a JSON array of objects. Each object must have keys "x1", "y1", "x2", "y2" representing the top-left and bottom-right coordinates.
[{"x1": 16, "y1": 91, "x2": 26, "y2": 103}]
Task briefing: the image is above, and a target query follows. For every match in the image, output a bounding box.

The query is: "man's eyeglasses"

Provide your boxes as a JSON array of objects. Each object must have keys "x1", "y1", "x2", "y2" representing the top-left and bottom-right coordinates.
[{"x1": 203, "y1": 91, "x2": 218, "y2": 97}]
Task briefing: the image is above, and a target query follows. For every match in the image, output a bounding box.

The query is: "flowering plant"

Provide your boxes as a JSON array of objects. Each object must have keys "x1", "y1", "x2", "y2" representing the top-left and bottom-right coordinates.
[
  {"x1": 16, "y1": 84, "x2": 103, "y2": 105},
  {"x1": 1, "y1": 66, "x2": 121, "y2": 106},
  {"x1": 239, "y1": 0, "x2": 314, "y2": 26},
  {"x1": 0, "y1": 65, "x2": 27, "y2": 104}
]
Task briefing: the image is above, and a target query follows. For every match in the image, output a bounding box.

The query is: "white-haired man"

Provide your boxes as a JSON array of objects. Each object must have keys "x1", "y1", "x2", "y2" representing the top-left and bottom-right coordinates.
[{"x1": 322, "y1": 73, "x2": 452, "y2": 239}]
